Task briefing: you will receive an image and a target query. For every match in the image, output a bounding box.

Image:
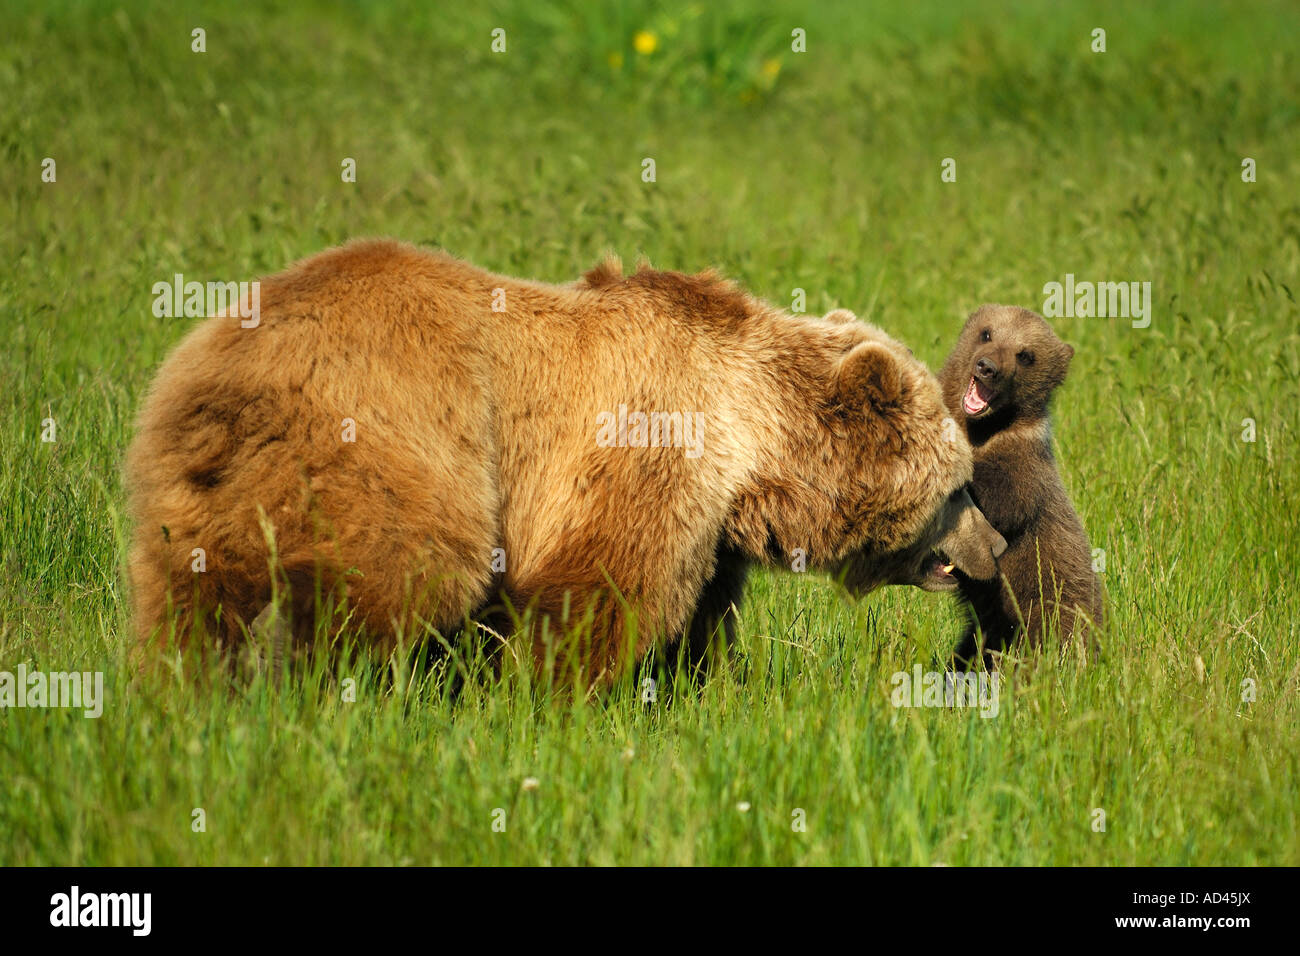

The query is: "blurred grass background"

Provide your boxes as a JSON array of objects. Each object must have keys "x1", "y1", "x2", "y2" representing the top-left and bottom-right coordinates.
[{"x1": 1, "y1": 0, "x2": 1298, "y2": 864}]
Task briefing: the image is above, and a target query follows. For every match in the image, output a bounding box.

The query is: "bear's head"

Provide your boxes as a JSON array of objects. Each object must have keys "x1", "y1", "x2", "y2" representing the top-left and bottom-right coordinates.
[
  {"x1": 941, "y1": 304, "x2": 1074, "y2": 426},
  {"x1": 840, "y1": 485, "x2": 1007, "y2": 593},
  {"x1": 818, "y1": 323, "x2": 1007, "y2": 594}
]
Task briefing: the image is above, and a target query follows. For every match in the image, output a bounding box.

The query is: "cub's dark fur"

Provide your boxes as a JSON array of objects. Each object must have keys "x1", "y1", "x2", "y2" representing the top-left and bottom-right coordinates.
[{"x1": 939, "y1": 305, "x2": 1103, "y2": 663}]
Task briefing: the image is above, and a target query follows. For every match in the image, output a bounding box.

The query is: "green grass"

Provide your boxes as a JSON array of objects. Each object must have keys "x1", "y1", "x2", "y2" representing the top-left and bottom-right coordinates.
[{"x1": 2, "y1": 0, "x2": 1298, "y2": 865}]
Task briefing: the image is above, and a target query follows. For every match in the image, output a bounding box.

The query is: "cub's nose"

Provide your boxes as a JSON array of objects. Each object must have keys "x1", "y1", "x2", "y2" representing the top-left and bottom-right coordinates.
[{"x1": 975, "y1": 356, "x2": 998, "y2": 381}]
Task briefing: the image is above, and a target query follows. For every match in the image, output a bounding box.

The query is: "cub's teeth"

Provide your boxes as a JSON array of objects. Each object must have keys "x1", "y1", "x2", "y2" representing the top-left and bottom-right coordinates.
[{"x1": 942, "y1": 564, "x2": 955, "y2": 574}]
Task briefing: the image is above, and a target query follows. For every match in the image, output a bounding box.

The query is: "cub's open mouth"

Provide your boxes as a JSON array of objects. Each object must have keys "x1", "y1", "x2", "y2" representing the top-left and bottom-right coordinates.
[{"x1": 963, "y1": 376, "x2": 994, "y2": 416}]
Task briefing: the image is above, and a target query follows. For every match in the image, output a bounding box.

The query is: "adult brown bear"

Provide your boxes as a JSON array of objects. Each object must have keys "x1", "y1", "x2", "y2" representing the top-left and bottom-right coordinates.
[{"x1": 125, "y1": 241, "x2": 1005, "y2": 685}]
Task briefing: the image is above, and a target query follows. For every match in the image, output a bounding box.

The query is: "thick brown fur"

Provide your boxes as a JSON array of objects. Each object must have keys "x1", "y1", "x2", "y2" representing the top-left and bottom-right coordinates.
[
  {"x1": 126, "y1": 239, "x2": 1004, "y2": 687},
  {"x1": 938, "y1": 305, "x2": 1104, "y2": 664}
]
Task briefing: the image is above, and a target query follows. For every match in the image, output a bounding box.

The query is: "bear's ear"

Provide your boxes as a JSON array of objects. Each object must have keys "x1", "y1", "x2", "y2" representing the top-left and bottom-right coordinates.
[
  {"x1": 1065, "y1": 342, "x2": 1075, "y2": 361},
  {"x1": 835, "y1": 342, "x2": 903, "y2": 410}
]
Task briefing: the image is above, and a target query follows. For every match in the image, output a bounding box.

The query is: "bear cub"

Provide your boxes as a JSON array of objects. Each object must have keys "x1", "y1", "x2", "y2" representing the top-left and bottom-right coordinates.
[{"x1": 938, "y1": 305, "x2": 1103, "y2": 664}]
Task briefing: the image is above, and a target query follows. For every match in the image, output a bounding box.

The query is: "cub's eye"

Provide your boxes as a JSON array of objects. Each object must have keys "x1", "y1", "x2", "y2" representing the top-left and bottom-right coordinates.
[
  {"x1": 1017, "y1": 350, "x2": 1035, "y2": 366},
  {"x1": 980, "y1": 329, "x2": 992, "y2": 343}
]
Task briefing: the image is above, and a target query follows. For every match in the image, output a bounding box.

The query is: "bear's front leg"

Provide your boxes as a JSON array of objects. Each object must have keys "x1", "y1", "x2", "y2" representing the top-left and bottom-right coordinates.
[{"x1": 666, "y1": 543, "x2": 749, "y2": 681}]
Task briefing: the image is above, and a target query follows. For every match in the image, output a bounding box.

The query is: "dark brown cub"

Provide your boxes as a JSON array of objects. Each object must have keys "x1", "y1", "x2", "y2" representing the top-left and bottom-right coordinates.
[{"x1": 938, "y1": 305, "x2": 1103, "y2": 664}]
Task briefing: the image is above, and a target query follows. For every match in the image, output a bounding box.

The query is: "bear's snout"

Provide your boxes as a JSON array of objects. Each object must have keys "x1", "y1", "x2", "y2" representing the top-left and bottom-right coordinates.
[{"x1": 974, "y1": 355, "x2": 999, "y2": 382}]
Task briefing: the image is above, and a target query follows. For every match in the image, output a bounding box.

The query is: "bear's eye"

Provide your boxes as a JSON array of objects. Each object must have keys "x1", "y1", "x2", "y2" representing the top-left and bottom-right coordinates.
[
  {"x1": 1017, "y1": 350, "x2": 1035, "y2": 366},
  {"x1": 980, "y1": 329, "x2": 992, "y2": 343}
]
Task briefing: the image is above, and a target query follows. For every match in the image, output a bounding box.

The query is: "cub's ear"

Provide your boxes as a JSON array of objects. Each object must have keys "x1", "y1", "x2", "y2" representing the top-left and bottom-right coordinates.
[
  {"x1": 823, "y1": 308, "x2": 857, "y2": 324},
  {"x1": 835, "y1": 342, "x2": 903, "y2": 410}
]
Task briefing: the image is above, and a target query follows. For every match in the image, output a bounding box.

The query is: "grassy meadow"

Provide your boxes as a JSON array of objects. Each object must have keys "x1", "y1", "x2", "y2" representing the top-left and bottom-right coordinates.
[{"x1": 1, "y1": 0, "x2": 1298, "y2": 865}]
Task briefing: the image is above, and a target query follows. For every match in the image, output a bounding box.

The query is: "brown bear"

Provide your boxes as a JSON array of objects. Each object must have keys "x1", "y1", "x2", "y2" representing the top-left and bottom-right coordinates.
[
  {"x1": 125, "y1": 239, "x2": 1006, "y2": 686},
  {"x1": 938, "y1": 305, "x2": 1104, "y2": 664}
]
